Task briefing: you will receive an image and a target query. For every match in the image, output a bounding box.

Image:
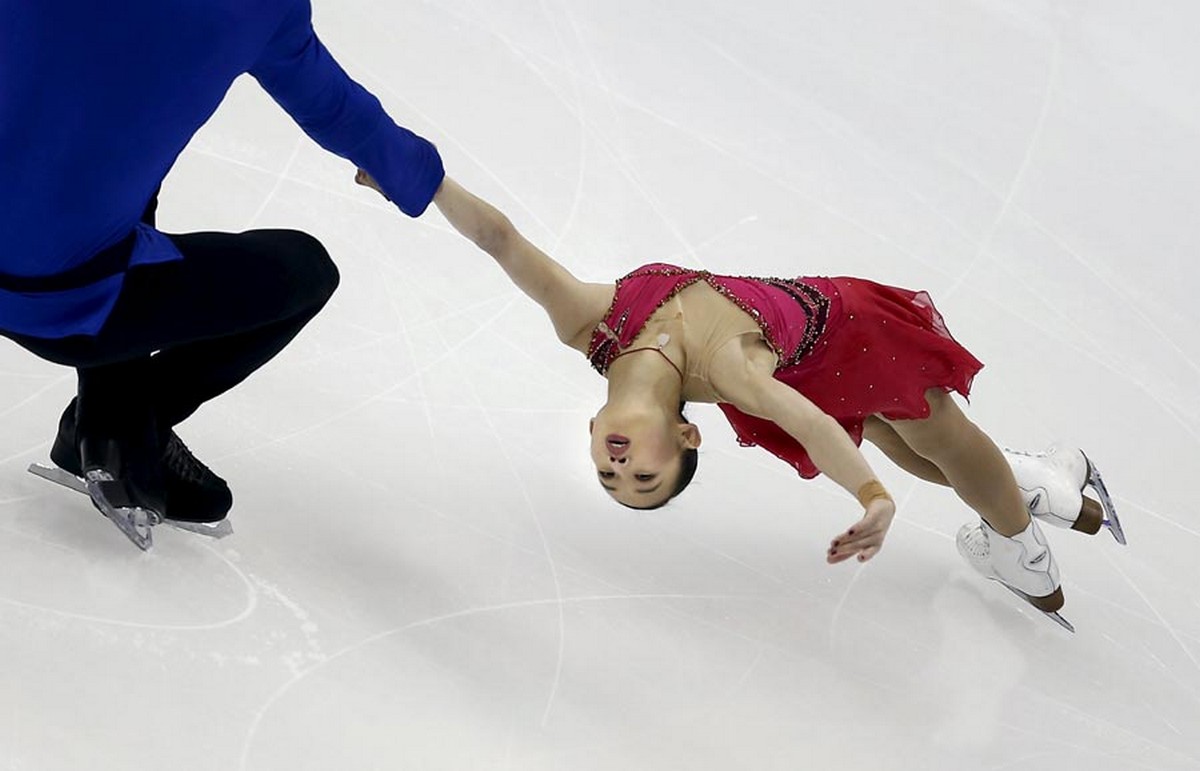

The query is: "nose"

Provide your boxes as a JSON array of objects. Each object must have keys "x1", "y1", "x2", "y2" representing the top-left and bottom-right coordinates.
[{"x1": 609, "y1": 456, "x2": 628, "y2": 465}]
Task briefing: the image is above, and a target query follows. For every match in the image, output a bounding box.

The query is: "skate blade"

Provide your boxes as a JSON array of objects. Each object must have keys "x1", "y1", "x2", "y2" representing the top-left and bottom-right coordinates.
[
  {"x1": 28, "y1": 463, "x2": 88, "y2": 494},
  {"x1": 165, "y1": 518, "x2": 233, "y2": 539},
  {"x1": 28, "y1": 463, "x2": 228, "y2": 541},
  {"x1": 1080, "y1": 453, "x2": 1126, "y2": 545},
  {"x1": 999, "y1": 583, "x2": 1075, "y2": 633},
  {"x1": 83, "y1": 470, "x2": 161, "y2": 551}
]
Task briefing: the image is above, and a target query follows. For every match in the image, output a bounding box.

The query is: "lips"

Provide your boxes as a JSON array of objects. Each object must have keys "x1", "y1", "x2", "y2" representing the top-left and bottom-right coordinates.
[{"x1": 605, "y1": 434, "x2": 630, "y2": 457}]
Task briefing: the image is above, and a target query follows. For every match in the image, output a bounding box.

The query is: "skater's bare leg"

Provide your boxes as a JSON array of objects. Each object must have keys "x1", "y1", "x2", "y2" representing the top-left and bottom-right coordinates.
[
  {"x1": 866, "y1": 415, "x2": 1105, "y2": 524},
  {"x1": 863, "y1": 416, "x2": 948, "y2": 485},
  {"x1": 880, "y1": 390, "x2": 1029, "y2": 537}
]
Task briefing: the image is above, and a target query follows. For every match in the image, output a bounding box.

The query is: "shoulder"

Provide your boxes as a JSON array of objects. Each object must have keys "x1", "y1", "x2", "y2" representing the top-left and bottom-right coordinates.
[
  {"x1": 705, "y1": 334, "x2": 779, "y2": 411},
  {"x1": 564, "y1": 282, "x2": 617, "y2": 354}
]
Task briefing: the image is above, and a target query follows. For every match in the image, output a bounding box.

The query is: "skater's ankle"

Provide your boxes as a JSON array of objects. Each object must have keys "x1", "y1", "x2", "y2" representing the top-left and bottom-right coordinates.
[{"x1": 983, "y1": 511, "x2": 1032, "y2": 538}]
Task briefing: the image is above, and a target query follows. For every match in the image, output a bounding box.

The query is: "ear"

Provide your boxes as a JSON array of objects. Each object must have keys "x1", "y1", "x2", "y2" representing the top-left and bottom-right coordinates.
[{"x1": 679, "y1": 422, "x2": 702, "y2": 449}]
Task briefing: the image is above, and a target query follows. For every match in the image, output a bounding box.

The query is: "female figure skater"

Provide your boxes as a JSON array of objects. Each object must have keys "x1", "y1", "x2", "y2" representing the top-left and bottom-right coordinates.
[{"x1": 363, "y1": 173, "x2": 1124, "y2": 630}]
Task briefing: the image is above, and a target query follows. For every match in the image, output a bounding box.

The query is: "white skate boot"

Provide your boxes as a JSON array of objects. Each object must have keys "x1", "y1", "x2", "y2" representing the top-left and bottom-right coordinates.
[
  {"x1": 1003, "y1": 446, "x2": 1126, "y2": 545},
  {"x1": 956, "y1": 517, "x2": 1073, "y2": 631}
]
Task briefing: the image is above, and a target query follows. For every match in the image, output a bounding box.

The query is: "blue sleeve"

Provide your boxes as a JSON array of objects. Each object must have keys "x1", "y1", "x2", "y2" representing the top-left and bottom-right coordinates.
[{"x1": 250, "y1": 1, "x2": 444, "y2": 216}]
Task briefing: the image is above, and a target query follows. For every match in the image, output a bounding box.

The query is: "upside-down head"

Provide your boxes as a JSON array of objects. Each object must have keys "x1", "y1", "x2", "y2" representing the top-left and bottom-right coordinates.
[{"x1": 589, "y1": 402, "x2": 700, "y2": 509}]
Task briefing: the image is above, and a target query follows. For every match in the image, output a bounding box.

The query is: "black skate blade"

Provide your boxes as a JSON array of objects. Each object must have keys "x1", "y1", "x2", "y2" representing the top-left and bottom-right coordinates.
[
  {"x1": 999, "y1": 583, "x2": 1075, "y2": 633},
  {"x1": 83, "y1": 471, "x2": 159, "y2": 551},
  {"x1": 1080, "y1": 453, "x2": 1126, "y2": 545},
  {"x1": 28, "y1": 463, "x2": 228, "y2": 542}
]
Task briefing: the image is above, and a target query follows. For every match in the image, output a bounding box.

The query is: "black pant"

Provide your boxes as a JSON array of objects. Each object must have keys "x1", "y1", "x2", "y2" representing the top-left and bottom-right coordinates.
[{"x1": 5, "y1": 229, "x2": 340, "y2": 440}]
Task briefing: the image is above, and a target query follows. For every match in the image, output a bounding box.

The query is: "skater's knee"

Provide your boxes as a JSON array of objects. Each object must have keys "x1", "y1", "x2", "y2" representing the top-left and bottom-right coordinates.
[
  {"x1": 863, "y1": 416, "x2": 917, "y2": 459},
  {"x1": 883, "y1": 389, "x2": 971, "y2": 459},
  {"x1": 862, "y1": 416, "x2": 893, "y2": 446},
  {"x1": 276, "y1": 230, "x2": 340, "y2": 304}
]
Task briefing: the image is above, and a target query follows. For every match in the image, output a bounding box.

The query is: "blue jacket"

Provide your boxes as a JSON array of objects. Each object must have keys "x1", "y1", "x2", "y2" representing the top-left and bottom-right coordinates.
[{"x1": 0, "y1": 0, "x2": 444, "y2": 338}]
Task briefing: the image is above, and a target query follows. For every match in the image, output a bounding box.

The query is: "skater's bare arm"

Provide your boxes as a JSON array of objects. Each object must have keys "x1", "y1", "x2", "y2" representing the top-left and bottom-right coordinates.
[
  {"x1": 357, "y1": 171, "x2": 611, "y2": 351},
  {"x1": 712, "y1": 344, "x2": 896, "y2": 563}
]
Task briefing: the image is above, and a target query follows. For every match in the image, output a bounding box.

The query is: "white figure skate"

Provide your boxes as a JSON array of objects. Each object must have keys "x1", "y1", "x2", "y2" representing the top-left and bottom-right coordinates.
[
  {"x1": 957, "y1": 517, "x2": 1073, "y2": 632},
  {"x1": 1003, "y1": 446, "x2": 1126, "y2": 545}
]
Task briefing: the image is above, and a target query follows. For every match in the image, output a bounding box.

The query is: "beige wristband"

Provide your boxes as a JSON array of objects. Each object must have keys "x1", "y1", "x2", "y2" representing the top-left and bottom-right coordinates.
[{"x1": 856, "y1": 480, "x2": 892, "y2": 508}]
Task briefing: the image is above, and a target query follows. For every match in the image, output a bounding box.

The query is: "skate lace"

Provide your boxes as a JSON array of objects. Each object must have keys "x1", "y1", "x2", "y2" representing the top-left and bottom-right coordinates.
[
  {"x1": 1002, "y1": 446, "x2": 1046, "y2": 459},
  {"x1": 959, "y1": 525, "x2": 991, "y2": 559},
  {"x1": 162, "y1": 433, "x2": 216, "y2": 486}
]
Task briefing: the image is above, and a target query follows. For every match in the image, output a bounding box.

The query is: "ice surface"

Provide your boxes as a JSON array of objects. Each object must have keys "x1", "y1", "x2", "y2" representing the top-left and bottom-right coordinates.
[{"x1": 2, "y1": 1, "x2": 1198, "y2": 769}]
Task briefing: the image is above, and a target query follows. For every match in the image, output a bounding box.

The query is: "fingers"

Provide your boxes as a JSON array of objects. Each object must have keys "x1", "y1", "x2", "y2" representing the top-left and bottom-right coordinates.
[
  {"x1": 826, "y1": 522, "x2": 886, "y2": 564},
  {"x1": 826, "y1": 541, "x2": 880, "y2": 564}
]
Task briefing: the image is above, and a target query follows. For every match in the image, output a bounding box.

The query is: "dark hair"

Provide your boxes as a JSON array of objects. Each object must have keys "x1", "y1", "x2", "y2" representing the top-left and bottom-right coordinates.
[{"x1": 619, "y1": 402, "x2": 698, "y2": 511}]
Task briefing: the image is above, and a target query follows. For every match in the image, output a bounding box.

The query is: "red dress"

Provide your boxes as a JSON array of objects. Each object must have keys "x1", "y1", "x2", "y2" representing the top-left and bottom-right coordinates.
[{"x1": 587, "y1": 263, "x2": 983, "y2": 479}]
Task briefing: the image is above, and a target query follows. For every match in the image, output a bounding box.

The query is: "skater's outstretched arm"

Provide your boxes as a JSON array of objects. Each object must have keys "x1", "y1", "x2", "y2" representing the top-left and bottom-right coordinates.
[
  {"x1": 357, "y1": 171, "x2": 612, "y2": 352},
  {"x1": 711, "y1": 339, "x2": 896, "y2": 564}
]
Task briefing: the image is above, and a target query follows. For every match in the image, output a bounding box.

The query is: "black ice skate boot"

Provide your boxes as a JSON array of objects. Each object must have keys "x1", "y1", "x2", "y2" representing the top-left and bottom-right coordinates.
[
  {"x1": 52, "y1": 398, "x2": 233, "y2": 526},
  {"x1": 78, "y1": 417, "x2": 168, "y2": 551},
  {"x1": 159, "y1": 432, "x2": 233, "y2": 524}
]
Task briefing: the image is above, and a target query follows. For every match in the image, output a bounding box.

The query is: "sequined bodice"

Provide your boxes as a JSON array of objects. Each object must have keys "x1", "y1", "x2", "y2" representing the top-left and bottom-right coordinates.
[{"x1": 587, "y1": 263, "x2": 836, "y2": 385}]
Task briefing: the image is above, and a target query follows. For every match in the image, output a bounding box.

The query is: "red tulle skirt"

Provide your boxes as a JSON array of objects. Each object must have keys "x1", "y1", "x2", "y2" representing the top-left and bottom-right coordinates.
[{"x1": 718, "y1": 277, "x2": 983, "y2": 478}]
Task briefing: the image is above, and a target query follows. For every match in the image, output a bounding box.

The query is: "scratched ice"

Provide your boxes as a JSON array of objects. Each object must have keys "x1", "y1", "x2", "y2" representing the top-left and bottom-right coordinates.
[{"x1": 1, "y1": 2, "x2": 1198, "y2": 769}]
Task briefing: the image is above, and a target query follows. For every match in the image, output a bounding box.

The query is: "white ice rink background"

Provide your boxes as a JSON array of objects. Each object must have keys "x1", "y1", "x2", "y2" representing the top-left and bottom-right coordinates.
[{"x1": 2, "y1": 1, "x2": 1199, "y2": 769}]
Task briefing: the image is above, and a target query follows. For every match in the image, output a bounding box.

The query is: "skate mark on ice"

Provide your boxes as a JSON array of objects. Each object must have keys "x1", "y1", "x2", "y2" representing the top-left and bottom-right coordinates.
[
  {"x1": 236, "y1": 593, "x2": 746, "y2": 770},
  {"x1": 346, "y1": 58, "x2": 557, "y2": 240},
  {"x1": 1022, "y1": 212, "x2": 1200, "y2": 383},
  {"x1": 697, "y1": 34, "x2": 983, "y2": 251},
  {"x1": 1127, "y1": 501, "x2": 1200, "y2": 541},
  {"x1": 663, "y1": 525, "x2": 791, "y2": 588},
  {"x1": 533, "y1": 0, "x2": 588, "y2": 257},
  {"x1": 559, "y1": 2, "x2": 706, "y2": 268},
  {"x1": 828, "y1": 561, "x2": 868, "y2": 652},
  {"x1": 929, "y1": 152, "x2": 1200, "y2": 447},
  {"x1": 1069, "y1": 586, "x2": 1200, "y2": 647},
  {"x1": 247, "y1": 573, "x2": 327, "y2": 677},
  {"x1": 211, "y1": 297, "x2": 518, "y2": 463},
  {"x1": 941, "y1": 33, "x2": 1062, "y2": 301},
  {"x1": 439, "y1": 1, "x2": 953, "y2": 278},
  {"x1": 450, "y1": 293, "x2": 566, "y2": 729},
  {"x1": 245, "y1": 138, "x2": 303, "y2": 230},
  {"x1": 0, "y1": 542, "x2": 259, "y2": 631},
  {"x1": 654, "y1": 215, "x2": 761, "y2": 267},
  {"x1": 829, "y1": 482, "x2": 917, "y2": 649},
  {"x1": 0, "y1": 374, "x2": 71, "y2": 424},
  {"x1": 1101, "y1": 549, "x2": 1200, "y2": 676},
  {"x1": 1022, "y1": 688, "x2": 1200, "y2": 768},
  {"x1": 188, "y1": 147, "x2": 455, "y2": 232},
  {"x1": 0, "y1": 501, "x2": 92, "y2": 558}
]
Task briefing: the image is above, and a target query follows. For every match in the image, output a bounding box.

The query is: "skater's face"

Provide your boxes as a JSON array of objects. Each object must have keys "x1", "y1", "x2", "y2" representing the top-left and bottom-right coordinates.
[{"x1": 589, "y1": 408, "x2": 700, "y2": 508}]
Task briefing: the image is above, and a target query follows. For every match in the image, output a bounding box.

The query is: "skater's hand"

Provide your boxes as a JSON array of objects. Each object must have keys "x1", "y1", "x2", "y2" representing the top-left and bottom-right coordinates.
[
  {"x1": 355, "y1": 168, "x2": 388, "y2": 200},
  {"x1": 827, "y1": 497, "x2": 895, "y2": 565}
]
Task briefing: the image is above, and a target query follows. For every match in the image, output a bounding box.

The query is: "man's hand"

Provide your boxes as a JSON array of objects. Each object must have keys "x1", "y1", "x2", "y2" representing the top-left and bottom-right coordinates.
[
  {"x1": 827, "y1": 496, "x2": 896, "y2": 564},
  {"x1": 355, "y1": 168, "x2": 387, "y2": 200}
]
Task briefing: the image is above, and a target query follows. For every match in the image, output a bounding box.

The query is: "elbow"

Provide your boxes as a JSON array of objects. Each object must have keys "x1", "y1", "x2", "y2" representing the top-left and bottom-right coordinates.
[{"x1": 474, "y1": 211, "x2": 517, "y2": 255}]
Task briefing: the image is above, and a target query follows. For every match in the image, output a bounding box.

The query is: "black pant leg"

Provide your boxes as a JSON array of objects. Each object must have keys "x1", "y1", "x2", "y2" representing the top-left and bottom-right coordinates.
[{"x1": 6, "y1": 228, "x2": 339, "y2": 437}]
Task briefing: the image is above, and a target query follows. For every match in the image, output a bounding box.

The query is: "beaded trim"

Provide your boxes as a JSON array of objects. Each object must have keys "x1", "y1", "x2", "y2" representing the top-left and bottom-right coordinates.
[
  {"x1": 587, "y1": 265, "x2": 830, "y2": 375},
  {"x1": 588, "y1": 265, "x2": 704, "y2": 375},
  {"x1": 697, "y1": 274, "x2": 831, "y2": 369},
  {"x1": 759, "y1": 277, "x2": 829, "y2": 367}
]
